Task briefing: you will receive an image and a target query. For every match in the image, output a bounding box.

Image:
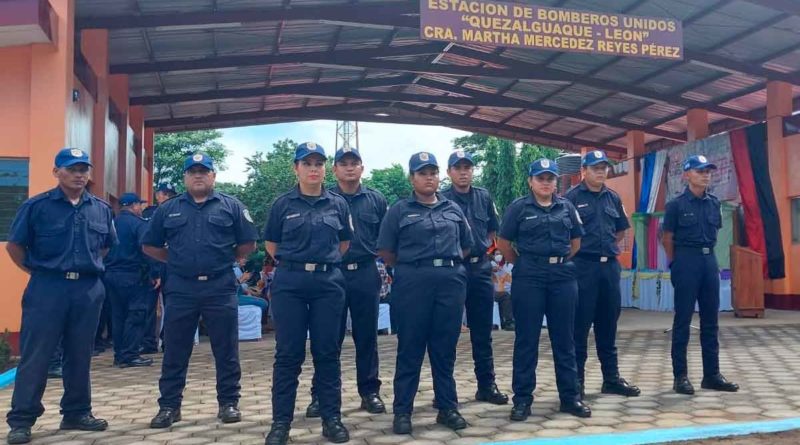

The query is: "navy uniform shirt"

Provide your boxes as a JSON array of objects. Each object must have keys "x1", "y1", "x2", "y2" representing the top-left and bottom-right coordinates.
[
  {"x1": 142, "y1": 205, "x2": 158, "y2": 220},
  {"x1": 330, "y1": 184, "x2": 387, "y2": 263},
  {"x1": 105, "y1": 209, "x2": 149, "y2": 274},
  {"x1": 143, "y1": 192, "x2": 258, "y2": 277},
  {"x1": 263, "y1": 187, "x2": 353, "y2": 264},
  {"x1": 499, "y1": 195, "x2": 584, "y2": 257},
  {"x1": 565, "y1": 182, "x2": 630, "y2": 257},
  {"x1": 663, "y1": 188, "x2": 722, "y2": 248},
  {"x1": 441, "y1": 186, "x2": 499, "y2": 255},
  {"x1": 377, "y1": 192, "x2": 473, "y2": 263},
  {"x1": 7, "y1": 187, "x2": 116, "y2": 273}
]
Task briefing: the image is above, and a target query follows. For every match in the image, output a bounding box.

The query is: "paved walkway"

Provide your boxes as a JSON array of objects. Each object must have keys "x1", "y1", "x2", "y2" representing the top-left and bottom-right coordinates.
[{"x1": 2, "y1": 309, "x2": 800, "y2": 445}]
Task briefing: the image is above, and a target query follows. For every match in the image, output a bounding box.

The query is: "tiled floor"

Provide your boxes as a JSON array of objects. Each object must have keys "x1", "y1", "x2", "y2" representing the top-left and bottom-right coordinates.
[{"x1": 2, "y1": 309, "x2": 800, "y2": 444}]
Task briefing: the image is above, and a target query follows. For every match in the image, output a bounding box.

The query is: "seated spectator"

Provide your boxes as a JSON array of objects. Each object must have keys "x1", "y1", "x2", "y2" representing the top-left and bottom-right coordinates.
[{"x1": 491, "y1": 250, "x2": 514, "y2": 331}]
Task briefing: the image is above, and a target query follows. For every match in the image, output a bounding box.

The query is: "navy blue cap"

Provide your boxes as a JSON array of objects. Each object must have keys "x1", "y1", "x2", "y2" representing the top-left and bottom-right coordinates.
[
  {"x1": 448, "y1": 150, "x2": 474, "y2": 168},
  {"x1": 528, "y1": 158, "x2": 559, "y2": 177},
  {"x1": 582, "y1": 150, "x2": 611, "y2": 167},
  {"x1": 295, "y1": 142, "x2": 326, "y2": 161},
  {"x1": 120, "y1": 192, "x2": 145, "y2": 206},
  {"x1": 156, "y1": 183, "x2": 176, "y2": 194},
  {"x1": 55, "y1": 148, "x2": 92, "y2": 168},
  {"x1": 183, "y1": 152, "x2": 215, "y2": 172},
  {"x1": 683, "y1": 155, "x2": 717, "y2": 171},
  {"x1": 409, "y1": 152, "x2": 438, "y2": 172},
  {"x1": 334, "y1": 146, "x2": 362, "y2": 162}
]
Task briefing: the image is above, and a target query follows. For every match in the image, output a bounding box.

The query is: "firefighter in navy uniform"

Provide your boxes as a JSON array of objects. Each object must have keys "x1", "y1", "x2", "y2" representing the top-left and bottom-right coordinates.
[
  {"x1": 497, "y1": 159, "x2": 591, "y2": 422},
  {"x1": 377, "y1": 152, "x2": 473, "y2": 435},
  {"x1": 5, "y1": 148, "x2": 116, "y2": 445},
  {"x1": 143, "y1": 153, "x2": 258, "y2": 428},
  {"x1": 662, "y1": 155, "x2": 739, "y2": 395},
  {"x1": 263, "y1": 142, "x2": 352, "y2": 445},
  {"x1": 564, "y1": 150, "x2": 640, "y2": 399},
  {"x1": 305, "y1": 146, "x2": 388, "y2": 418},
  {"x1": 441, "y1": 150, "x2": 508, "y2": 405},
  {"x1": 103, "y1": 192, "x2": 154, "y2": 369},
  {"x1": 141, "y1": 183, "x2": 176, "y2": 354}
]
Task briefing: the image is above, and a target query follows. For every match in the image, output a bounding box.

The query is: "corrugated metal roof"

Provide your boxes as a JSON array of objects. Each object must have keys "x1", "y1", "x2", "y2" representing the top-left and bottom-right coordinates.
[{"x1": 77, "y1": 0, "x2": 800, "y2": 151}]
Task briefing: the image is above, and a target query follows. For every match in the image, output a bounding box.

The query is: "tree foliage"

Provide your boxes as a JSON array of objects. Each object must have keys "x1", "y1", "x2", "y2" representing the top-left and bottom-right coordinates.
[
  {"x1": 153, "y1": 130, "x2": 228, "y2": 191},
  {"x1": 363, "y1": 164, "x2": 412, "y2": 205}
]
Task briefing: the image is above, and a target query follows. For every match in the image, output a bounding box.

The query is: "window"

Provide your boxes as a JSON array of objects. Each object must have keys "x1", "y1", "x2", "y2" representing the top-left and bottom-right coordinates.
[{"x1": 0, "y1": 158, "x2": 29, "y2": 241}]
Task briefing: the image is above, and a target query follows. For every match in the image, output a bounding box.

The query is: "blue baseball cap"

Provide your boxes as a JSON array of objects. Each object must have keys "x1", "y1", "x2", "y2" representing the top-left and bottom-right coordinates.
[
  {"x1": 156, "y1": 183, "x2": 176, "y2": 194},
  {"x1": 683, "y1": 155, "x2": 717, "y2": 171},
  {"x1": 183, "y1": 152, "x2": 215, "y2": 172},
  {"x1": 119, "y1": 192, "x2": 145, "y2": 206},
  {"x1": 295, "y1": 142, "x2": 326, "y2": 161},
  {"x1": 448, "y1": 150, "x2": 474, "y2": 168},
  {"x1": 409, "y1": 152, "x2": 438, "y2": 172},
  {"x1": 334, "y1": 146, "x2": 362, "y2": 163},
  {"x1": 582, "y1": 150, "x2": 611, "y2": 167},
  {"x1": 528, "y1": 158, "x2": 559, "y2": 177},
  {"x1": 55, "y1": 148, "x2": 92, "y2": 168}
]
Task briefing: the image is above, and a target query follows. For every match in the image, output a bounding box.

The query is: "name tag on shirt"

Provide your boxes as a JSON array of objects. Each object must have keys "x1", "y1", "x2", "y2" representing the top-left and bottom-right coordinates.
[
  {"x1": 285, "y1": 213, "x2": 301, "y2": 220},
  {"x1": 168, "y1": 213, "x2": 181, "y2": 217},
  {"x1": 525, "y1": 215, "x2": 538, "y2": 220},
  {"x1": 577, "y1": 203, "x2": 589, "y2": 208}
]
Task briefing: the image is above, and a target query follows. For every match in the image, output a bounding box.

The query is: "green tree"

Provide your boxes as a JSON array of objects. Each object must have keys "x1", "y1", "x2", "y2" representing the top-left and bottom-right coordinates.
[
  {"x1": 215, "y1": 181, "x2": 245, "y2": 197},
  {"x1": 238, "y1": 139, "x2": 298, "y2": 230},
  {"x1": 493, "y1": 138, "x2": 517, "y2": 212},
  {"x1": 363, "y1": 164, "x2": 412, "y2": 205},
  {"x1": 153, "y1": 130, "x2": 228, "y2": 191}
]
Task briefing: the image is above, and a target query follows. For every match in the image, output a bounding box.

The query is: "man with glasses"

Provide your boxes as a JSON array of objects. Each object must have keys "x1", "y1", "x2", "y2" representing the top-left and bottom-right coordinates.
[
  {"x1": 6, "y1": 148, "x2": 116, "y2": 444},
  {"x1": 143, "y1": 153, "x2": 258, "y2": 428}
]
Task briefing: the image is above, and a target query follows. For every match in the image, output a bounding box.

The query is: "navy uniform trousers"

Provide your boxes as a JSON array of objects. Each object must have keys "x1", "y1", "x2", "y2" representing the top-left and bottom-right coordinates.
[
  {"x1": 511, "y1": 259, "x2": 581, "y2": 406},
  {"x1": 140, "y1": 287, "x2": 160, "y2": 352},
  {"x1": 158, "y1": 272, "x2": 240, "y2": 409},
  {"x1": 670, "y1": 249, "x2": 720, "y2": 379},
  {"x1": 464, "y1": 259, "x2": 496, "y2": 388},
  {"x1": 7, "y1": 273, "x2": 104, "y2": 428},
  {"x1": 392, "y1": 264, "x2": 467, "y2": 414},
  {"x1": 573, "y1": 257, "x2": 622, "y2": 382},
  {"x1": 103, "y1": 271, "x2": 149, "y2": 364},
  {"x1": 271, "y1": 267, "x2": 346, "y2": 422},
  {"x1": 338, "y1": 262, "x2": 381, "y2": 395}
]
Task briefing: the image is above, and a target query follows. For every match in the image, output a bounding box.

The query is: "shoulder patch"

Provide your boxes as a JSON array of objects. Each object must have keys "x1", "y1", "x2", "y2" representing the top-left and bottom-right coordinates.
[{"x1": 243, "y1": 208, "x2": 254, "y2": 223}]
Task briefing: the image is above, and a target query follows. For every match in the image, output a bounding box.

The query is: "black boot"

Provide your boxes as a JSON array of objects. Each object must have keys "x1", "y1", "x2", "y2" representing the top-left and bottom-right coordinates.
[
  {"x1": 59, "y1": 414, "x2": 108, "y2": 431},
  {"x1": 509, "y1": 403, "x2": 531, "y2": 421},
  {"x1": 265, "y1": 421, "x2": 290, "y2": 445},
  {"x1": 393, "y1": 414, "x2": 412, "y2": 434},
  {"x1": 602, "y1": 376, "x2": 641, "y2": 397},
  {"x1": 475, "y1": 383, "x2": 509, "y2": 405},
  {"x1": 321, "y1": 417, "x2": 349, "y2": 443},
  {"x1": 673, "y1": 376, "x2": 695, "y2": 395},
  {"x1": 150, "y1": 407, "x2": 181, "y2": 428},
  {"x1": 305, "y1": 395, "x2": 320, "y2": 418},
  {"x1": 436, "y1": 409, "x2": 467, "y2": 430},
  {"x1": 217, "y1": 404, "x2": 242, "y2": 423},
  {"x1": 559, "y1": 400, "x2": 591, "y2": 418},
  {"x1": 6, "y1": 427, "x2": 31, "y2": 444},
  {"x1": 701, "y1": 374, "x2": 739, "y2": 392},
  {"x1": 360, "y1": 392, "x2": 386, "y2": 413}
]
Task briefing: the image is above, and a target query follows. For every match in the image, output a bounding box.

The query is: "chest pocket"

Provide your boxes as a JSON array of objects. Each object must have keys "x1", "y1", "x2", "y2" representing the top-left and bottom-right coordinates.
[
  {"x1": 576, "y1": 204, "x2": 595, "y2": 221},
  {"x1": 88, "y1": 220, "x2": 110, "y2": 251},
  {"x1": 34, "y1": 220, "x2": 69, "y2": 258},
  {"x1": 519, "y1": 215, "x2": 545, "y2": 237},
  {"x1": 208, "y1": 212, "x2": 235, "y2": 245},
  {"x1": 163, "y1": 215, "x2": 188, "y2": 245},
  {"x1": 399, "y1": 215, "x2": 425, "y2": 239},
  {"x1": 604, "y1": 207, "x2": 619, "y2": 219},
  {"x1": 440, "y1": 211, "x2": 463, "y2": 234},
  {"x1": 321, "y1": 214, "x2": 343, "y2": 231},
  {"x1": 280, "y1": 215, "x2": 306, "y2": 246},
  {"x1": 678, "y1": 212, "x2": 697, "y2": 227}
]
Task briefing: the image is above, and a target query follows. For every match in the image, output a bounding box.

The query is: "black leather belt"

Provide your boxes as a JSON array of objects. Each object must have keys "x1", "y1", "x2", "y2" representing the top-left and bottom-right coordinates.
[
  {"x1": 341, "y1": 259, "x2": 375, "y2": 271},
  {"x1": 401, "y1": 258, "x2": 457, "y2": 268},
  {"x1": 278, "y1": 261, "x2": 335, "y2": 272},
  {"x1": 37, "y1": 271, "x2": 97, "y2": 280},
  {"x1": 675, "y1": 246, "x2": 714, "y2": 255},
  {"x1": 575, "y1": 253, "x2": 616, "y2": 263},
  {"x1": 174, "y1": 270, "x2": 229, "y2": 281},
  {"x1": 525, "y1": 255, "x2": 568, "y2": 264}
]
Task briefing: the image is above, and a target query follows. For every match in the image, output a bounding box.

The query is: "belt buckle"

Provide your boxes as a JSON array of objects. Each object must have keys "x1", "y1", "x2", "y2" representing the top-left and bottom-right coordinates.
[
  {"x1": 600, "y1": 256, "x2": 608, "y2": 263},
  {"x1": 702, "y1": 247, "x2": 711, "y2": 255},
  {"x1": 548, "y1": 257, "x2": 558, "y2": 264},
  {"x1": 65, "y1": 272, "x2": 79, "y2": 280},
  {"x1": 469, "y1": 257, "x2": 480, "y2": 264},
  {"x1": 197, "y1": 275, "x2": 208, "y2": 281},
  {"x1": 346, "y1": 263, "x2": 358, "y2": 271},
  {"x1": 304, "y1": 263, "x2": 317, "y2": 272},
  {"x1": 433, "y1": 259, "x2": 444, "y2": 267}
]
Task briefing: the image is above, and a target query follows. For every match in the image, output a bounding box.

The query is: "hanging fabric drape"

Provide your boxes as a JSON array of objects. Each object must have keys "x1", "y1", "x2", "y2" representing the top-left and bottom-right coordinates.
[{"x1": 730, "y1": 124, "x2": 785, "y2": 279}]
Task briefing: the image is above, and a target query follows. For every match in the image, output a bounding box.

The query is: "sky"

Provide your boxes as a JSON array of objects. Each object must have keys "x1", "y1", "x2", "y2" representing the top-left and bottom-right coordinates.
[{"x1": 215, "y1": 121, "x2": 471, "y2": 184}]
